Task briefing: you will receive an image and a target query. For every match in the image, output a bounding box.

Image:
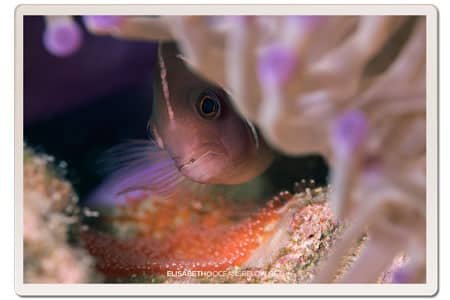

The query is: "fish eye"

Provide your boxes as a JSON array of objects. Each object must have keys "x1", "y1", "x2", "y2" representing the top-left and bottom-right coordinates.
[{"x1": 196, "y1": 90, "x2": 221, "y2": 120}]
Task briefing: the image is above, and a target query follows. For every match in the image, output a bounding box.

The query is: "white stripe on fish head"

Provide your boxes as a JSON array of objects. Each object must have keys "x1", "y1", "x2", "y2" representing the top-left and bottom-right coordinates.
[
  {"x1": 158, "y1": 43, "x2": 175, "y2": 127},
  {"x1": 246, "y1": 119, "x2": 260, "y2": 150}
]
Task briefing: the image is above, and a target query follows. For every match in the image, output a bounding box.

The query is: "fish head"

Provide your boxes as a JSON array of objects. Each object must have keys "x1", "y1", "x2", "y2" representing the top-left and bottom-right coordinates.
[{"x1": 149, "y1": 42, "x2": 274, "y2": 184}]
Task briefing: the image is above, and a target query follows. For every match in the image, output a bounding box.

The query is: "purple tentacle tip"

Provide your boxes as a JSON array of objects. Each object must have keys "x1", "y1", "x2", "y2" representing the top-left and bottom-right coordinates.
[
  {"x1": 43, "y1": 19, "x2": 82, "y2": 57},
  {"x1": 331, "y1": 109, "x2": 369, "y2": 156},
  {"x1": 391, "y1": 267, "x2": 411, "y2": 283},
  {"x1": 288, "y1": 16, "x2": 325, "y2": 30},
  {"x1": 83, "y1": 16, "x2": 125, "y2": 31},
  {"x1": 226, "y1": 15, "x2": 247, "y2": 24},
  {"x1": 258, "y1": 45, "x2": 297, "y2": 86}
]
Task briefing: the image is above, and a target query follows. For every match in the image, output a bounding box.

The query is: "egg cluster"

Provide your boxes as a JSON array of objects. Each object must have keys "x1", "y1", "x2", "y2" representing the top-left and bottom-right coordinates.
[{"x1": 81, "y1": 192, "x2": 289, "y2": 279}]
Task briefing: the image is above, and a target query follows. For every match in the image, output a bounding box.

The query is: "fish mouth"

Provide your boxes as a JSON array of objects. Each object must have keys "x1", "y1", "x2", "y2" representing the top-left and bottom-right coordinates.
[
  {"x1": 172, "y1": 143, "x2": 228, "y2": 178},
  {"x1": 178, "y1": 151, "x2": 222, "y2": 171}
]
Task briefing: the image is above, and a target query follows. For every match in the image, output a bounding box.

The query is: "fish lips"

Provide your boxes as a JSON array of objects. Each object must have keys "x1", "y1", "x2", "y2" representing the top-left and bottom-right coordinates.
[{"x1": 175, "y1": 146, "x2": 229, "y2": 183}]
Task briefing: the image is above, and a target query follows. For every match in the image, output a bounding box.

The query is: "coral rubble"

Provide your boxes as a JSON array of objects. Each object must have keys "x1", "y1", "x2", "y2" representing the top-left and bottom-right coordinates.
[{"x1": 23, "y1": 147, "x2": 99, "y2": 283}]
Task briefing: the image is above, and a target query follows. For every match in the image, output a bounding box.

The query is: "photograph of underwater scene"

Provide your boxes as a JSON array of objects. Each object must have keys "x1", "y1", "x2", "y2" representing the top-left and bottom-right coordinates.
[{"x1": 20, "y1": 12, "x2": 433, "y2": 287}]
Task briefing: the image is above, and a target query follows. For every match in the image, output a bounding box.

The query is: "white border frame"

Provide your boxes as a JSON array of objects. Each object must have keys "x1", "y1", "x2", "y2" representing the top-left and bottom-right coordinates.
[{"x1": 14, "y1": 4, "x2": 438, "y2": 296}]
